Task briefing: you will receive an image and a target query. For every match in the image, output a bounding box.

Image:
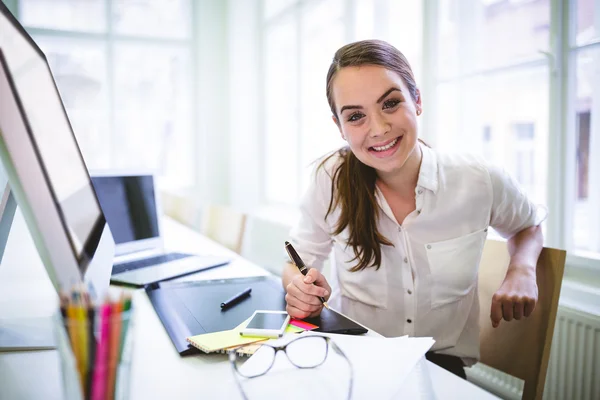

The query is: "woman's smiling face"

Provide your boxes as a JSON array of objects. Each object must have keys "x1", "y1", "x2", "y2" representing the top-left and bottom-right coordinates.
[{"x1": 331, "y1": 65, "x2": 421, "y2": 175}]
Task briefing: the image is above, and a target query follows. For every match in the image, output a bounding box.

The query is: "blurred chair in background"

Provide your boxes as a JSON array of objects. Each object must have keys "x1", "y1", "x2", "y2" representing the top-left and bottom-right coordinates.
[
  {"x1": 159, "y1": 190, "x2": 201, "y2": 229},
  {"x1": 200, "y1": 205, "x2": 247, "y2": 254},
  {"x1": 240, "y1": 216, "x2": 290, "y2": 275},
  {"x1": 240, "y1": 215, "x2": 333, "y2": 279},
  {"x1": 477, "y1": 239, "x2": 566, "y2": 400},
  {"x1": 160, "y1": 191, "x2": 246, "y2": 254}
]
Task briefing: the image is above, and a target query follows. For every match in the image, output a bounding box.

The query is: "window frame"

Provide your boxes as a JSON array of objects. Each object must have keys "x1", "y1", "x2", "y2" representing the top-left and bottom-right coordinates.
[
  {"x1": 381, "y1": 0, "x2": 598, "y2": 274},
  {"x1": 425, "y1": 0, "x2": 600, "y2": 272},
  {"x1": 561, "y1": 0, "x2": 600, "y2": 270},
  {"x1": 10, "y1": 0, "x2": 199, "y2": 190},
  {"x1": 261, "y1": 0, "x2": 355, "y2": 206}
]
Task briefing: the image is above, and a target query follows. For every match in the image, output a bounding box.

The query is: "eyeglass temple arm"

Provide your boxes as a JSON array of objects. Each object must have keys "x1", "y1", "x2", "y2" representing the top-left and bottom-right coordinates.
[{"x1": 330, "y1": 340, "x2": 354, "y2": 400}]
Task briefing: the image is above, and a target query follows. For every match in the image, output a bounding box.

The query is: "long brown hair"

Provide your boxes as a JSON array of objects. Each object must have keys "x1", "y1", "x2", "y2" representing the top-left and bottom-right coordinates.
[{"x1": 320, "y1": 40, "x2": 419, "y2": 272}]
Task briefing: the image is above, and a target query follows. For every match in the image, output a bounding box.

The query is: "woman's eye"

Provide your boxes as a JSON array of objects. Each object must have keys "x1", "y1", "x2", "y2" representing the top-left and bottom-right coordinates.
[
  {"x1": 347, "y1": 112, "x2": 364, "y2": 122},
  {"x1": 383, "y1": 99, "x2": 401, "y2": 109}
]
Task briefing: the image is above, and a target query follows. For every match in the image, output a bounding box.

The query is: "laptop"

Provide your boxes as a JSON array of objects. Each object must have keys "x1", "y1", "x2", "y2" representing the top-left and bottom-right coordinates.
[{"x1": 91, "y1": 172, "x2": 230, "y2": 287}]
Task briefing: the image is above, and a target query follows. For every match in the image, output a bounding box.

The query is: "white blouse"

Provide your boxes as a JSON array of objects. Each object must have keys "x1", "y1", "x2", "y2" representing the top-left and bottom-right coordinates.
[{"x1": 289, "y1": 144, "x2": 545, "y2": 365}]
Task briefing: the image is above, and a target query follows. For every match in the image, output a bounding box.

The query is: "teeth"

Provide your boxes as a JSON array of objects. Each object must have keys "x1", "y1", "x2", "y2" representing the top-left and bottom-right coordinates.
[{"x1": 372, "y1": 137, "x2": 398, "y2": 152}]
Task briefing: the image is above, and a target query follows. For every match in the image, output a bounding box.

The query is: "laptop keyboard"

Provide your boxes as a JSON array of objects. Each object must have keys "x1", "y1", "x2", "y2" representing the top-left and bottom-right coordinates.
[{"x1": 112, "y1": 252, "x2": 193, "y2": 275}]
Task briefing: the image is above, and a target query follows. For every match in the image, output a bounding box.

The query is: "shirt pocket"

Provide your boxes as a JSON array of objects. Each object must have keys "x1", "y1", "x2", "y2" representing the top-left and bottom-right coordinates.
[{"x1": 425, "y1": 227, "x2": 488, "y2": 308}]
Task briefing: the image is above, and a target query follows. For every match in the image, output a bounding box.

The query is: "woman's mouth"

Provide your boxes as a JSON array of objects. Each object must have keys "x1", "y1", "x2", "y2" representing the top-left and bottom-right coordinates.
[{"x1": 368, "y1": 136, "x2": 401, "y2": 158}]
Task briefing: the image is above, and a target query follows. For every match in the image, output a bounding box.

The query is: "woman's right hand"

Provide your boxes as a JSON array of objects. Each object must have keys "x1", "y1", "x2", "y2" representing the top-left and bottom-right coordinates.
[{"x1": 285, "y1": 268, "x2": 331, "y2": 319}]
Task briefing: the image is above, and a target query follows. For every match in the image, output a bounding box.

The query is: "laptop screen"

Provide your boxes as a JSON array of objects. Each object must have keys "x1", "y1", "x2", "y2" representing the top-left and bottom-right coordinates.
[{"x1": 91, "y1": 175, "x2": 159, "y2": 245}]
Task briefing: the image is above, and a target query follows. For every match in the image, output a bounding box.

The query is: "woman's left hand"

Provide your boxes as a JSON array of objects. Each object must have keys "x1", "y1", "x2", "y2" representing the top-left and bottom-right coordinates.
[{"x1": 490, "y1": 267, "x2": 538, "y2": 328}]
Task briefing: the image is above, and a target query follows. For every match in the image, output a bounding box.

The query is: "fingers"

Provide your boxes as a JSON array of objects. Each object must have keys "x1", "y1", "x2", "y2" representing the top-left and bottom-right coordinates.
[
  {"x1": 286, "y1": 304, "x2": 313, "y2": 320},
  {"x1": 286, "y1": 283, "x2": 322, "y2": 307},
  {"x1": 303, "y1": 268, "x2": 319, "y2": 284},
  {"x1": 303, "y1": 268, "x2": 332, "y2": 300},
  {"x1": 523, "y1": 298, "x2": 536, "y2": 317},
  {"x1": 513, "y1": 301, "x2": 524, "y2": 320},
  {"x1": 285, "y1": 292, "x2": 322, "y2": 317},
  {"x1": 292, "y1": 276, "x2": 328, "y2": 300},
  {"x1": 491, "y1": 292, "x2": 537, "y2": 327},
  {"x1": 285, "y1": 298, "x2": 320, "y2": 317},
  {"x1": 490, "y1": 294, "x2": 503, "y2": 328},
  {"x1": 305, "y1": 268, "x2": 327, "y2": 287},
  {"x1": 501, "y1": 298, "x2": 514, "y2": 322},
  {"x1": 285, "y1": 268, "x2": 331, "y2": 321},
  {"x1": 285, "y1": 273, "x2": 327, "y2": 319},
  {"x1": 286, "y1": 303, "x2": 321, "y2": 320}
]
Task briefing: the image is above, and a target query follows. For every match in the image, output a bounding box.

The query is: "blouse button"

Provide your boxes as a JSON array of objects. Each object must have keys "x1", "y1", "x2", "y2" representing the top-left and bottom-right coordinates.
[
  {"x1": 403, "y1": 257, "x2": 408, "y2": 263},
  {"x1": 417, "y1": 189, "x2": 423, "y2": 195},
  {"x1": 407, "y1": 289, "x2": 412, "y2": 295},
  {"x1": 407, "y1": 319, "x2": 413, "y2": 323},
  {"x1": 427, "y1": 245, "x2": 432, "y2": 249}
]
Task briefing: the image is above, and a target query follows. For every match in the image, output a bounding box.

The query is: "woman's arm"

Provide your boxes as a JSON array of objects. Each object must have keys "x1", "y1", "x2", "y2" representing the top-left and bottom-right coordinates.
[{"x1": 490, "y1": 225, "x2": 543, "y2": 327}]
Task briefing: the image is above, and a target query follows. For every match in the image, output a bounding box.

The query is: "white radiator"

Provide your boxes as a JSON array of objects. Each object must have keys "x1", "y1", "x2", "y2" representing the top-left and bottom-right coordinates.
[{"x1": 466, "y1": 305, "x2": 600, "y2": 400}]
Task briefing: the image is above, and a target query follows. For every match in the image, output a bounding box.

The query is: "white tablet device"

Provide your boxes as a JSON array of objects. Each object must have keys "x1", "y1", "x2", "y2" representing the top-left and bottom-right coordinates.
[{"x1": 240, "y1": 310, "x2": 291, "y2": 338}]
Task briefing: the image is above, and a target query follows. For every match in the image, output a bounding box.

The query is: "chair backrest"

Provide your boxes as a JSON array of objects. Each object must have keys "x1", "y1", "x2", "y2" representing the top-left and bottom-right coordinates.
[
  {"x1": 478, "y1": 239, "x2": 566, "y2": 400},
  {"x1": 240, "y1": 215, "x2": 292, "y2": 276},
  {"x1": 201, "y1": 205, "x2": 247, "y2": 254},
  {"x1": 159, "y1": 190, "x2": 201, "y2": 229}
]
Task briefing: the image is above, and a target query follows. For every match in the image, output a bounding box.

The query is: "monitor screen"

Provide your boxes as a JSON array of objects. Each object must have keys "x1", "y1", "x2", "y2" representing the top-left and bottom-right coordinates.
[
  {"x1": 0, "y1": 10, "x2": 104, "y2": 270},
  {"x1": 91, "y1": 175, "x2": 159, "y2": 245}
]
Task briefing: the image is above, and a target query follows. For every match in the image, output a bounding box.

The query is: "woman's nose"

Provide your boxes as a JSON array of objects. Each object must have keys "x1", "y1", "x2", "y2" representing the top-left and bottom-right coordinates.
[{"x1": 369, "y1": 113, "x2": 390, "y2": 137}]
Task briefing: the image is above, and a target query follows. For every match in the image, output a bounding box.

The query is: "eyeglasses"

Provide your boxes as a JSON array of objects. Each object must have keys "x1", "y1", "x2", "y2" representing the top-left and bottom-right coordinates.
[{"x1": 228, "y1": 335, "x2": 353, "y2": 400}]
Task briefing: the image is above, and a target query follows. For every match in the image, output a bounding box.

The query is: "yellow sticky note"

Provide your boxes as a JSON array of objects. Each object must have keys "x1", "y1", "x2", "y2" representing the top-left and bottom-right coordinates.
[
  {"x1": 187, "y1": 329, "x2": 266, "y2": 353},
  {"x1": 186, "y1": 317, "x2": 262, "y2": 353}
]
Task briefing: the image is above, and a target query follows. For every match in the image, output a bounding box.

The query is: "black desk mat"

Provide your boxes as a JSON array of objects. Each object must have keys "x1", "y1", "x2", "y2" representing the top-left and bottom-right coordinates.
[{"x1": 146, "y1": 275, "x2": 368, "y2": 355}]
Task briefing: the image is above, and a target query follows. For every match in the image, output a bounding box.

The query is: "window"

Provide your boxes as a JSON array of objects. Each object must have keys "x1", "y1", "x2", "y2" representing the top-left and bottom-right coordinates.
[
  {"x1": 513, "y1": 122, "x2": 536, "y2": 194},
  {"x1": 15, "y1": 0, "x2": 195, "y2": 189},
  {"x1": 434, "y1": 0, "x2": 549, "y2": 207},
  {"x1": 432, "y1": 0, "x2": 600, "y2": 260},
  {"x1": 571, "y1": 0, "x2": 600, "y2": 254}
]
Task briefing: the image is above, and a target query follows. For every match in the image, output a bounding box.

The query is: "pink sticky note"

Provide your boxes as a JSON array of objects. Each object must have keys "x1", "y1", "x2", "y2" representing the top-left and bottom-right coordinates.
[{"x1": 289, "y1": 319, "x2": 319, "y2": 331}]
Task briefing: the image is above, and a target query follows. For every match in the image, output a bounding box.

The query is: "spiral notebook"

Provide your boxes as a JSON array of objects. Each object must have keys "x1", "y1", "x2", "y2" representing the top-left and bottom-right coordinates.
[{"x1": 186, "y1": 318, "x2": 257, "y2": 353}]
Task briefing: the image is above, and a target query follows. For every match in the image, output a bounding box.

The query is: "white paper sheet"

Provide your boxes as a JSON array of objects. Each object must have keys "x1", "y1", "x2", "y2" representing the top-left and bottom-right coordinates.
[{"x1": 236, "y1": 332, "x2": 435, "y2": 400}]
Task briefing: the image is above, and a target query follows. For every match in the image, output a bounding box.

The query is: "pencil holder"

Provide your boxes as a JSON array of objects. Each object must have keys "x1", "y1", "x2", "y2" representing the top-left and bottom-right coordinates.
[{"x1": 54, "y1": 305, "x2": 135, "y2": 400}]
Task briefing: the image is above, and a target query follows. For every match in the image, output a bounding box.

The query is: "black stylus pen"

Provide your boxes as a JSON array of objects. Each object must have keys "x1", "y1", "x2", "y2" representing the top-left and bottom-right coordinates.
[
  {"x1": 221, "y1": 287, "x2": 252, "y2": 310},
  {"x1": 284, "y1": 241, "x2": 330, "y2": 309}
]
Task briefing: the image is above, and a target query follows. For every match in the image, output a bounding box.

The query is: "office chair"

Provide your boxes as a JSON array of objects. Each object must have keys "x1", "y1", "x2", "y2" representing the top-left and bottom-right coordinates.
[
  {"x1": 201, "y1": 204, "x2": 247, "y2": 254},
  {"x1": 477, "y1": 239, "x2": 566, "y2": 400},
  {"x1": 160, "y1": 190, "x2": 201, "y2": 229}
]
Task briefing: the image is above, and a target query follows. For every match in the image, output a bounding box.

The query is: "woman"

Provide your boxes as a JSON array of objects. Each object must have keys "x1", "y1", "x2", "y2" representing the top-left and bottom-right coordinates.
[{"x1": 282, "y1": 40, "x2": 544, "y2": 378}]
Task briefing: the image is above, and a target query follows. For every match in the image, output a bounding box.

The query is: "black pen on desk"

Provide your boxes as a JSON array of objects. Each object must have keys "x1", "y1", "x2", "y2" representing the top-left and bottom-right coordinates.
[
  {"x1": 221, "y1": 288, "x2": 252, "y2": 310},
  {"x1": 284, "y1": 241, "x2": 330, "y2": 309}
]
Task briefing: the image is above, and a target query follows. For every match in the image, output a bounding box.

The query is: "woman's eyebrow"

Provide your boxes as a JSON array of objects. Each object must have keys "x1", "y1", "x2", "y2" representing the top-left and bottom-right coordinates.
[
  {"x1": 339, "y1": 87, "x2": 402, "y2": 114},
  {"x1": 376, "y1": 87, "x2": 401, "y2": 103},
  {"x1": 340, "y1": 104, "x2": 362, "y2": 114}
]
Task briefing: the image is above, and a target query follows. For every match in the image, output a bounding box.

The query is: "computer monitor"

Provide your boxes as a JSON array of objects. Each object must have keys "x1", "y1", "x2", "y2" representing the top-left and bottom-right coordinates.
[{"x1": 0, "y1": 6, "x2": 114, "y2": 303}]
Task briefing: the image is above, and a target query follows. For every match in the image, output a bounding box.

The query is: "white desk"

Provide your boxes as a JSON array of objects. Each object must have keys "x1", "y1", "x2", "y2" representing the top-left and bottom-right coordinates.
[{"x1": 0, "y1": 210, "x2": 498, "y2": 399}]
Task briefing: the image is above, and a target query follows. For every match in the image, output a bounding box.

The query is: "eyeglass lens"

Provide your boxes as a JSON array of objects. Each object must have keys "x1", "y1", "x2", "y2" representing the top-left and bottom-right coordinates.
[{"x1": 234, "y1": 336, "x2": 329, "y2": 378}]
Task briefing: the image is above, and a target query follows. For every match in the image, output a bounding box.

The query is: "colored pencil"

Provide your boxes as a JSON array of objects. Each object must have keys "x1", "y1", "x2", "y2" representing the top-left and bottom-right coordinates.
[{"x1": 91, "y1": 301, "x2": 111, "y2": 400}]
